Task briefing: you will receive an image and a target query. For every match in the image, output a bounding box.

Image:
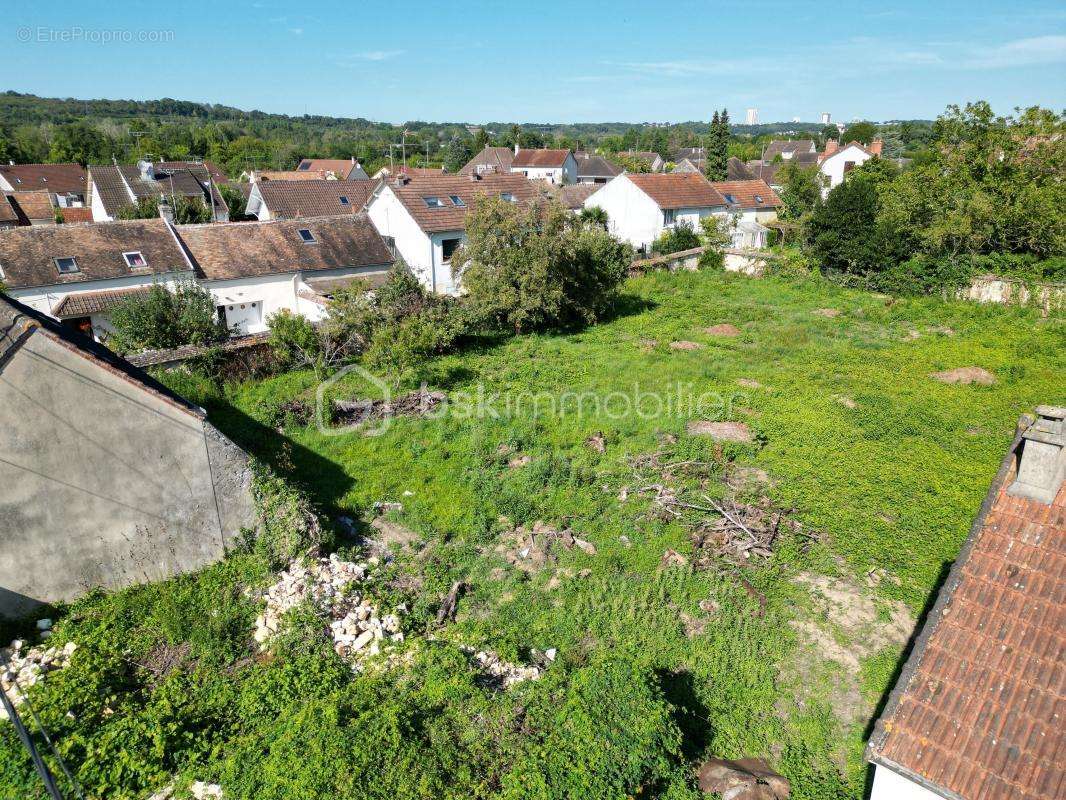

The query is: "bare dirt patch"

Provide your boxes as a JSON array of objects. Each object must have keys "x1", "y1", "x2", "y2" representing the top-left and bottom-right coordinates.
[
  {"x1": 669, "y1": 340, "x2": 704, "y2": 351},
  {"x1": 834, "y1": 395, "x2": 858, "y2": 409},
  {"x1": 813, "y1": 308, "x2": 840, "y2": 318},
  {"x1": 686, "y1": 420, "x2": 753, "y2": 442},
  {"x1": 334, "y1": 388, "x2": 446, "y2": 424},
  {"x1": 703, "y1": 324, "x2": 741, "y2": 337},
  {"x1": 931, "y1": 367, "x2": 995, "y2": 386},
  {"x1": 737, "y1": 378, "x2": 762, "y2": 389}
]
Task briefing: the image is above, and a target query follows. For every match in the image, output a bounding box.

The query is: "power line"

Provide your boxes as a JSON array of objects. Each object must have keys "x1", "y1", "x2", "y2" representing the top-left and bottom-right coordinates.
[{"x1": 0, "y1": 673, "x2": 64, "y2": 800}]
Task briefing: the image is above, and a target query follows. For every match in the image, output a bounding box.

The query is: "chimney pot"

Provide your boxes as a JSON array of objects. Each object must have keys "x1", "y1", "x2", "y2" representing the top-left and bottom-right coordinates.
[
  {"x1": 1008, "y1": 406, "x2": 1066, "y2": 504},
  {"x1": 158, "y1": 199, "x2": 174, "y2": 225}
]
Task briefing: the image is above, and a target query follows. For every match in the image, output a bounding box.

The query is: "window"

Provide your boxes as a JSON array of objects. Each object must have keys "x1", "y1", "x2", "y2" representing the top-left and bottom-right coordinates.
[
  {"x1": 297, "y1": 162, "x2": 311, "y2": 171},
  {"x1": 663, "y1": 209, "x2": 676, "y2": 225},
  {"x1": 423, "y1": 196, "x2": 444, "y2": 208},
  {"x1": 441, "y1": 238, "x2": 461, "y2": 263},
  {"x1": 449, "y1": 195, "x2": 465, "y2": 207},
  {"x1": 298, "y1": 228, "x2": 316, "y2": 243},
  {"x1": 500, "y1": 192, "x2": 515, "y2": 202},
  {"x1": 123, "y1": 251, "x2": 148, "y2": 269},
  {"x1": 339, "y1": 196, "x2": 350, "y2": 205},
  {"x1": 843, "y1": 161, "x2": 856, "y2": 173},
  {"x1": 753, "y1": 195, "x2": 764, "y2": 204},
  {"x1": 54, "y1": 256, "x2": 80, "y2": 274},
  {"x1": 723, "y1": 193, "x2": 737, "y2": 204}
]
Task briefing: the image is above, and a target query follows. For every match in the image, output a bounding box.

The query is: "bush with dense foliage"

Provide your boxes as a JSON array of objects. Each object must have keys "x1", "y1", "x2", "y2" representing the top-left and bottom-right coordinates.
[
  {"x1": 116, "y1": 196, "x2": 160, "y2": 220},
  {"x1": 457, "y1": 197, "x2": 631, "y2": 333},
  {"x1": 650, "y1": 220, "x2": 701, "y2": 256},
  {"x1": 108, "y1": 281, "x2": 229, "y2": 354}
]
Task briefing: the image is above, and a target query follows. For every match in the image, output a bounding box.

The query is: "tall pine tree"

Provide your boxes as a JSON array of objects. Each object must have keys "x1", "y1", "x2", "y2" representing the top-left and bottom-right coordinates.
[{"x1": 705, "y1": 108, "x2": 729, "y2": 181}]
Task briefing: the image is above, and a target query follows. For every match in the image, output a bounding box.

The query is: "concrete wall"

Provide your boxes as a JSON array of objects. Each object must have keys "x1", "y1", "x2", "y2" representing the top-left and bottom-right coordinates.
[
  {"x1": 959, "y1": 275, "x2": 1065, "y2": 314},
  {"x1": 0, "y1": 328, "x2": 256, "y2": 617}
]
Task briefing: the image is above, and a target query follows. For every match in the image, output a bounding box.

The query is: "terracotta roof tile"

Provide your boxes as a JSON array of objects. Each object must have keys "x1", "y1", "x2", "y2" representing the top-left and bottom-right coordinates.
[
  {"x1": 0, "y1": 196, "x2": 16, "y2": 224},
  {"x1": 88, "y1": 163, "x2": 226, "y2": 219},
  {"x1": 253, "y1": 179, "x2": 376, "y2": 219},
  {"x1": 52, "y1": 286, "x2": 156, "y2": 317},
  {"x1": 710, "y1": 179, "x2": 782, "y2": 210},
  {"x1": 511, "y1": 148, "x2": 571, "y2": 168},
  {"x1": 0, "y1": 218, "x2": 189, "y2": 289},
  {"x1": 459, "y1": 146, "x2": 515, "y2": 176},
  {"x1": 868, "y1": 419, "x2": 1066, "y2": 800},
  {"x1": 57, "y1": 206, "x2": 93, "y2": 224},
  {"x1": 0, "y1": 163, "x2": 87, "y2": 194},
  {"x1": 296, "y1": 159, "x2": 365, "y2": 179},
  {"x1": 378, "y1": 172, "x2": 539, "y2": 233},
  {"x1": 626, "y1": 173, "x2": 726, "y2": 210},
  {"x1": 176, "y1": 214, "x2": 391, "y2": 281},
  {"x1": 5, "y1": 190, "x2": 55, "y2": 221}
]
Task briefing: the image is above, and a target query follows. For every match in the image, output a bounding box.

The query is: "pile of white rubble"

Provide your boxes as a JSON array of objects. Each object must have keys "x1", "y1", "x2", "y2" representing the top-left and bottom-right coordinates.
[
  {"x1": 253, "y1": 554, "x2": 404, "y2": 666},
  {"x1": 0, "y1": 621, "x2": 77, "y2": 721},
  {"x1": 460, "y1": 645, "x2": 548, "y2": 688}
]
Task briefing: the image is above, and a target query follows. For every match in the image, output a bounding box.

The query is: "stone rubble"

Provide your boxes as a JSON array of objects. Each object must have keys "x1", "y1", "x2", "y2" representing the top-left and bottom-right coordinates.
[
  {"x1": 253, "y1": 554, "x2": 404, "y2": 668},
  {"x1": 0, "y1": 637, "x2": 77, "y2": 720},
  {"x1": 459, "y1": 645, "x2": 543, "y2": 688}
]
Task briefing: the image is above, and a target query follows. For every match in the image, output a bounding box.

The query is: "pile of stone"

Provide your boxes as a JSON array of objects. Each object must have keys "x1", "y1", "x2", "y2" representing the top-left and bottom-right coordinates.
[
  {"x1": 334, "y1": 387, "x2": 446, "y2": 425},
  {"x1": 148, "y1": 781, "x2": 223, "y2": 800},
  {"x1": 253, "y1": 554, "x2": 404, "y2": 668},
  {"x1": 0, "y1": 629, "x2": 77, "y2": 720},
  {"x1": 460, "y1": 645, "x2": 545, "y2": 689}
]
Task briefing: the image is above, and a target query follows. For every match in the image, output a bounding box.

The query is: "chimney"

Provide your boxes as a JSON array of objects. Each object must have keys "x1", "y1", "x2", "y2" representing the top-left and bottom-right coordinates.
[
  {"x1": 158, "y1": 198, "x2": 174, "y2": 225},
  {"x1": 868, "y1": 139, "x2": 883, "y2": 156},
  {"x1": 823, "y1": 139, "x2": 839, "y2": 157},
  {"x1": 1008, "y1": 406, "x2": 1066, "y2": 504},
  {"x1": 514, "y1": 143, "x2": 520, "y2": 155},
  {"x1": 469, "y1": 172, "x2": 481, "y2": 182},
  {"x1": 393, "y1": 173, "x2": 409, "y2": 187},
  {"x1": 137, "y1": 158, "x2": 155, "y2": 181}
]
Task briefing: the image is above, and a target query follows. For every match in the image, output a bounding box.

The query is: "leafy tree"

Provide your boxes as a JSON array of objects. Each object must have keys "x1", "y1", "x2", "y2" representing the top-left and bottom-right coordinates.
[
  {"x1": 173, "y1": 195, "x2": 212, "y2": 224},
  {"x1": 610, "y1": 153, "x2": 653, "y2": 173},
  {"x1": 777, "y1": 161, "x2": 823, "y2": 220},
  {"x1": 578, "y1": 205, "x2": 609, "y2": 230},
  {"x1": 841, "y1": 121, "x2": 877, "y2": 144},
  {"x1": 442, "y1": 135, "x2": 474, "y2": 173},
  {"x1": 108, "y1": 281, "x2": 229, "y2": 354},
  {"x1": 219, "y1": 183, "x2": 249, "y2": 221},
  {"x1": 456, "y1": 197, "x2": 630, "y2": 333},
  {"x1": 117, "y1": 196, "x2": 160, "y2": 220},
  {"x1": 472, "y1": 127, "x2": 490, "y2": 153},
  {"x1": 806, "y1": 173, "x2": 884, "y2": 276},
  {"x1": 49, "y1": 121, "x2": 113, "y2": 165}
]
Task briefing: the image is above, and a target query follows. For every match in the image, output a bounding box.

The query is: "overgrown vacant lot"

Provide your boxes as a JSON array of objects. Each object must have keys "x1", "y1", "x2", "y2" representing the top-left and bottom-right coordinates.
[{"x1": 2, "y1": 270, "x2": 1062, "y2": 800}]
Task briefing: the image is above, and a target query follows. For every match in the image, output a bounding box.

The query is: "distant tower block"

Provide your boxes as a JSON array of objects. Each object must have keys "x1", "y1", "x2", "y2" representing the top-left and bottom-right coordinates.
[
  {"x1": 820, "y1": 112, "x2": 831, "y2": 125},
  {"x1": 745, "y1": 108, "x2": 759, "y2": 125}
]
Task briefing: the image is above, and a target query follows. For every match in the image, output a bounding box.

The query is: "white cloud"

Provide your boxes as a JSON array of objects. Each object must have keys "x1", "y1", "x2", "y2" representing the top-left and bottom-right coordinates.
[
  {"x1": 351, "y1": 50, "x2": 406, "y2": 62},
  {"x1": 961, "y1": 35, "x2": 1066, "y2": 69}
]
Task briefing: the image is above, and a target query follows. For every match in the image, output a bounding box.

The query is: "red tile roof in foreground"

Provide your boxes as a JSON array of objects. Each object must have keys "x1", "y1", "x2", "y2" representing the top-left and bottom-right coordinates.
[
  {"x1": 867, "y1": 422, "x2": 1066, "y2": 800},
  {"x1": 626, "y1": 173, "x2": 727, "y2": 210}
]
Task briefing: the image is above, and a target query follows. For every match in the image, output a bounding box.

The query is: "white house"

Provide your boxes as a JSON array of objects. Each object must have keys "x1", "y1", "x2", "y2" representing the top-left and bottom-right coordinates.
[
  {"x1": 866, "y1": 407, "x2": 1066, "y2": 800},
  {"x1": 510, "y1": 148, "x2": 577, "y2": 185},
  {"x1": 0, "y1": 218, "x2": 198, "y2": 341},
  {"x1": 87, "y1": 160, "x2": 229, "y2": 223},
  {"x1": 175, "y1": 215, "x2": 394, "y2": 334},
  {"x1": 583, "y1": 173, "x2": 727, "y2": 252},
  {"x1": 0, "y1": 213, "x2": 393, "y2": 340},
  {"x1": 818, "y1": 140, "x2": 882, "y2": 196},
  {"x1": 365, "y1": 172, "x2": 538, "y2": 295},
  {"x1": 709, "y1": 179, "x2": 783, "y2": 249}
]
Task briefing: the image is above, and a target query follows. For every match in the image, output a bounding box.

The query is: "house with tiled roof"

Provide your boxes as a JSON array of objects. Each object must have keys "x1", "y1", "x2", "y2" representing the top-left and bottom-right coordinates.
[
  {"x1": 761, "y1": 139, "x2": 817, "y2": 161},
  {"x1": 0, "y1": 218, "x2": 197, "y2": 340},
  {"x1": 710, "y1": 179, "x2": 783, "y2": 249},
  {"x1": 245, "y1": 179, "x2": 378, "y2": 221},
  {"x1": 365, "y1": 172, "x2": 539, "y2": 294},
  {"x1": 867, "y1": 406, "x2": 1065, "y2": 800},
  {"x1": 372, "y1": 165, "x2": 446, "y2": 180},
  {"x1": 582, "y1": 172, "x2": 727, "y2": 251},
  {"x1": 296, "y1": 157, "x2": 369, "y2": 181},
  {"x1": 0, "y1": 293, "x2": 255, "y2": 618},
  {"x1": 87, "y1": 160, "x2": 229, "y2": 223},
  {"x1": 623, "y1": 151, "x2": 666, "y2": 173},
  {"x1": 4, "y1": 190, "x2": 58, "y2": 225},
  {"x1": 0, "y1": 211, "x2": 392, "y2": 338},
  {"x1": 458, "y1": 146, "x2": 515, "y2": 177},
  {"x1": 574, "y1": 152, "x2": 622, "y2": 185},
  {"x1": 0, "y1": 163, "x2": 87, "y2": 207},
  {"x1": 510, "y1": 148, "x2": 577, "y2": 185},
  {"x1": 818, "y1": 139, "x2": 882, "y2": 196},
  {"x1": 177, "y1": 215, "x2": 393, "y2": 334}
]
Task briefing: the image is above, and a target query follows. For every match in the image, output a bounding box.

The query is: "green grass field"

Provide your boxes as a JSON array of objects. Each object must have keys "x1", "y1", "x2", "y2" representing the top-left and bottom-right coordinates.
[{"x1": 2, "y1": 269, "x2": 1062, "y2": 800}]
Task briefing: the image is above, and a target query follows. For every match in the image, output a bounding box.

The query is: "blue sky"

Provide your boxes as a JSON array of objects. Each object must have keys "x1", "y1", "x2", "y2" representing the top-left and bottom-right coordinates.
[{"x1": 9, "y1": 1, "x2": 1066, "y2": 124}]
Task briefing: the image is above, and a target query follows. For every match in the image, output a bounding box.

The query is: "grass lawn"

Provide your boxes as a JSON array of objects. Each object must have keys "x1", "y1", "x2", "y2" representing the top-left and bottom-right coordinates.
[{"x1": 2, "y1": 269, "x2": 1062, "y2": 800}]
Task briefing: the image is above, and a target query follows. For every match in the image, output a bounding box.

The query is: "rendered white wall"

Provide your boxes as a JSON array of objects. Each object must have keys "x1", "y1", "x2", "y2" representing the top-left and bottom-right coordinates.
[{"x1": 869, "y1": 765, "x2": 944, "y2": 800}]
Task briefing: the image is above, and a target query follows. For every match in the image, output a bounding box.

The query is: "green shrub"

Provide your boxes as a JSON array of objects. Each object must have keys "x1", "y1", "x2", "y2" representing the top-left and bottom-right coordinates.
[
  {"x1": 250, "y1": 462, "x2": 329, "y2": 566},
  {"x1": 108, "y1": 281, "x2": 229, "y2": 354},
  {"x1": 651, "y1": 220, "x2": 701, "y2": 256}
]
